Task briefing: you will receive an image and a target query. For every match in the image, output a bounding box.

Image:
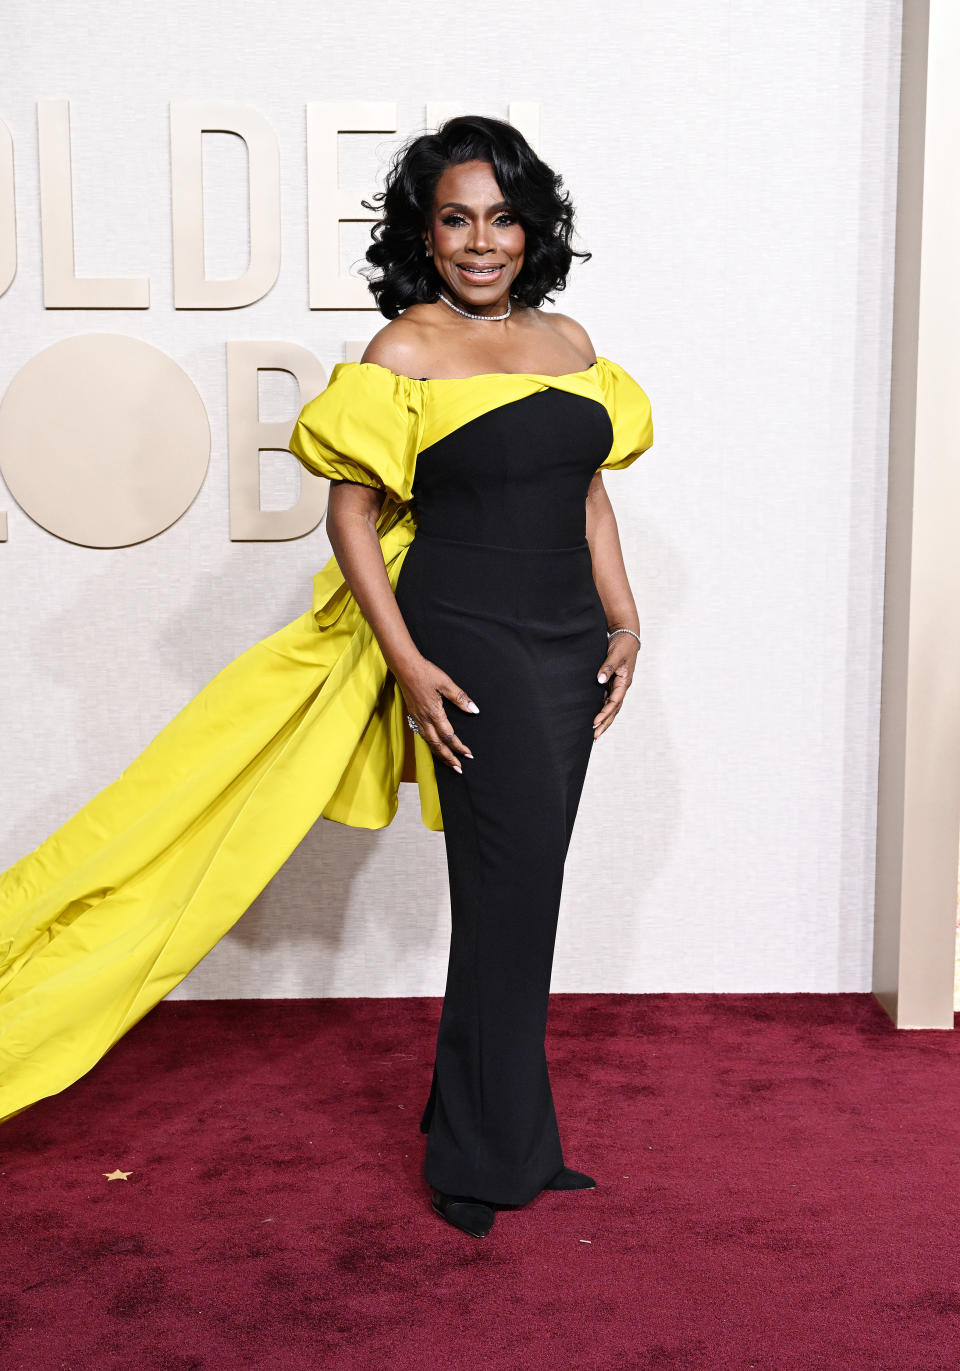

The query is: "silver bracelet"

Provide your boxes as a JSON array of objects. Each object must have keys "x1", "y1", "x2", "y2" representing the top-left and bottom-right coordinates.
[{"x1": 607, "y1": 627, "x2": 642, "y2": 649}]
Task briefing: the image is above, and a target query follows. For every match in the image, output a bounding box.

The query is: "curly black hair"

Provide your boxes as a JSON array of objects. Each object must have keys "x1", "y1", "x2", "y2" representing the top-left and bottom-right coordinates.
[{"x1": 359, "y1": 115, "x2": 591, "y2": 319}]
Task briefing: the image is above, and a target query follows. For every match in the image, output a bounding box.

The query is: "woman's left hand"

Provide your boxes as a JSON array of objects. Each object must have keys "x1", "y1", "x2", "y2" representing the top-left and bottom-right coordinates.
[{"x1": 593, "y1": 634, "x2": 640, "y2": 739}]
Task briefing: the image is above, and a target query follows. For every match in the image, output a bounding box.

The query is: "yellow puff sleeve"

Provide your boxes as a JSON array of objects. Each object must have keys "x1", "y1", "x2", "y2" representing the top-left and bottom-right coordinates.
[
  {"x1": 595, "y1": 357, "x2": 654, "y2": 472},
  {"x1": 285, "y1": 361, "x2": 425, "y2": 634},
  {"x1": 288, "y1": 361, "x2": 424, "y2": 505}
]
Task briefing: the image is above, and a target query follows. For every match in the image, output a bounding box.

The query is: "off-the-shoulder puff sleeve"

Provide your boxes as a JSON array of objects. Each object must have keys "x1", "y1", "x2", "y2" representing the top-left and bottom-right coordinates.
[
  {"x1": 595, "y1": 357, "x2": 654, "y2": 472},
  {"x1": 287, "y1": 362, "x2": 424, "y2": 506}
]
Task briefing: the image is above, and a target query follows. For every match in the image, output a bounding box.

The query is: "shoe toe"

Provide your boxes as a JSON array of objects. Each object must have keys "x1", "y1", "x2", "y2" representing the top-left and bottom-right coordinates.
[
  {"x1": 543, "y1": 1166, "x2": 597, "y2": 1190},
  {"x1": 431, "y1": 1188, "x2": 496, "y2": 1238}
]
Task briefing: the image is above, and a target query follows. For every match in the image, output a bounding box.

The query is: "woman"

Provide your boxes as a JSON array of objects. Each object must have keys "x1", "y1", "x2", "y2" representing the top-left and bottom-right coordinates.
[{"x1": 0, "y1": 115, "x2": 653, "y2": 1241}]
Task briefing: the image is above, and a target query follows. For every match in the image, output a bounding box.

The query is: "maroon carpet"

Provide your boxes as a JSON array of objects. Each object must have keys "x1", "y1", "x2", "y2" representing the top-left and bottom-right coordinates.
[{"x1": 1, "y1": 993, "x2": 958, "y2": 1370}]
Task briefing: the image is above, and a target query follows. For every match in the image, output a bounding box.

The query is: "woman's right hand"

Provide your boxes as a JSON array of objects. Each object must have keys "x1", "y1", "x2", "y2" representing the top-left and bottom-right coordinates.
[{"x1": 396, "y1": 656, "x2": 479, "y2": 772}]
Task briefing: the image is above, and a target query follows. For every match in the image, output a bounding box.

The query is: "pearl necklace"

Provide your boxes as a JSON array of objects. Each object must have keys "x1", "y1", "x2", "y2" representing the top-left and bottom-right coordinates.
[{"x1": 437, "y1": 289, "x2": 512, "y2": 321}]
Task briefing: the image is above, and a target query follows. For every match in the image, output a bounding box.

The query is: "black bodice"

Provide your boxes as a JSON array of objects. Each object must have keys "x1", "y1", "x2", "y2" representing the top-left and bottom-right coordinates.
[{"x1": 411, "y1": 389, "x2": 614, "y2": 550}]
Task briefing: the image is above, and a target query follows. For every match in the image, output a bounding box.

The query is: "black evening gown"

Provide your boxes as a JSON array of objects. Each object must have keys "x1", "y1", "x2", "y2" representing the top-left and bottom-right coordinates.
[{"x1": 394, "y1": 380, "x2": 613, "y2": 1206}]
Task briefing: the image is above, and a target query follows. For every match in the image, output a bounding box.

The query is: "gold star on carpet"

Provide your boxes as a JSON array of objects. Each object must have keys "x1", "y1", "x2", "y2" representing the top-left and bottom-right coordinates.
[{"x1": 103, "y1": 1169, "x2": 132, "y2": 1181}]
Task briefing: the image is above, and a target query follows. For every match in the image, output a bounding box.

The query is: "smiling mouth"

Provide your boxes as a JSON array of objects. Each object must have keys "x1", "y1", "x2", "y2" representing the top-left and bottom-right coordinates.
[{"x1": 456, "y1": 263, "x2": 505, "y2": 280}]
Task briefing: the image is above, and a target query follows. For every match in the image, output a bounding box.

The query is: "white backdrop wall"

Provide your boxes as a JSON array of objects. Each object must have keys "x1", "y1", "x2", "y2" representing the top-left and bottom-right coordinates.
[{"x1": 0, "y1": 0, "x2": 903, "y2": 996}]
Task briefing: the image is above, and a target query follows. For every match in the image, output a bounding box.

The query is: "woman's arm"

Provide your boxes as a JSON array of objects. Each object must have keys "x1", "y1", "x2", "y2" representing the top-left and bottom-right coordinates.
[
  {"x1": 324, "y1": 480, "x2": 418, "y2": 676},
  {"x1": 324, "y1": 480, "x2": 478, "y2": 772},
  {"x1": 585, "y1": 470, "x2": 642, "y2": 740}
]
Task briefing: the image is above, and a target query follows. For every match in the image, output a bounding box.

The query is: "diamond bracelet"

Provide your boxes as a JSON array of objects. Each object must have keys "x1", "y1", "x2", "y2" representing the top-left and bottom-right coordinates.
[{"x1": 607, "y1": 628, "x2": 642, "y2": 649}]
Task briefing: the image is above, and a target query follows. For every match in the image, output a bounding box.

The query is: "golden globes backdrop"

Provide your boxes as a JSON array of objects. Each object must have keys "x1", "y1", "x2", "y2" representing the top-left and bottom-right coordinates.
[{"x1": 0, "y1": 1, "x2": 903, "y2": 998}]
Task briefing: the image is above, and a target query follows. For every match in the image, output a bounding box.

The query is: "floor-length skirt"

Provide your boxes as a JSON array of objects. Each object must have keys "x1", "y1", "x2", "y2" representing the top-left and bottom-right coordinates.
[{"x1": 394, "y1": 530, "x2": 608, "y2": 1206}]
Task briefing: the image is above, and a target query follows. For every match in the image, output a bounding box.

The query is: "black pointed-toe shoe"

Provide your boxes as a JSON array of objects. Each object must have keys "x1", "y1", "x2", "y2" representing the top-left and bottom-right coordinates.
[
  {"x1": 543, "y1": 1166, "x2": 597, "y2": 1190},
  {"x1": 430, "y1": 1187, "x2": 496, "y2": 1238}
]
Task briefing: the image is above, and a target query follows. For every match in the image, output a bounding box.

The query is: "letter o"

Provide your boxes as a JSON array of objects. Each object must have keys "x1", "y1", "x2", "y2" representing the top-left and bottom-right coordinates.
[{"x1": 0, "y1": 334, "x2": 209, "y2": 547}]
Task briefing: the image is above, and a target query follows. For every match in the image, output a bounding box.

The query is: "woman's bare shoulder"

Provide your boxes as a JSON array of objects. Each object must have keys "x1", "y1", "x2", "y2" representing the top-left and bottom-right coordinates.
[
  {"x1": 361, "y1": 316, "x2": 433, "y2": 380},
  {"x1": 537, "y1": 310, "x2": 598, "y2": 366}
]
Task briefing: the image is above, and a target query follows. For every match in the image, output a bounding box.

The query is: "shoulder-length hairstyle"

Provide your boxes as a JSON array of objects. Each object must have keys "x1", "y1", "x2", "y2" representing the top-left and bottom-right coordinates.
[{"x1": 359, "y1": 114, "x2": 591, "y2": 318}]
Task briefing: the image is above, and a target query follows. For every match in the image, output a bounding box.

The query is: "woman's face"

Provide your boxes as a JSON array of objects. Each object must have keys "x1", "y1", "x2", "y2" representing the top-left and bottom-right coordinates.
[{"x1": 422, "y1": 159, "x2": 525, "y2": 314}]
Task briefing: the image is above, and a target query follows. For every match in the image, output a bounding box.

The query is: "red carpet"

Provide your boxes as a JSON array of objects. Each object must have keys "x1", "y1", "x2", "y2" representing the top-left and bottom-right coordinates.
[{"x1": 1, "y1": 993, "x2": 958, "y2": 1370}]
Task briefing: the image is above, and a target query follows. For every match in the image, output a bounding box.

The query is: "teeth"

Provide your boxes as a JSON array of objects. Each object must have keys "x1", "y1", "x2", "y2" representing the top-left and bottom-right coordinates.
[{"x1": 461, "y1": 265, "x2": 500, "y2": 273}]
